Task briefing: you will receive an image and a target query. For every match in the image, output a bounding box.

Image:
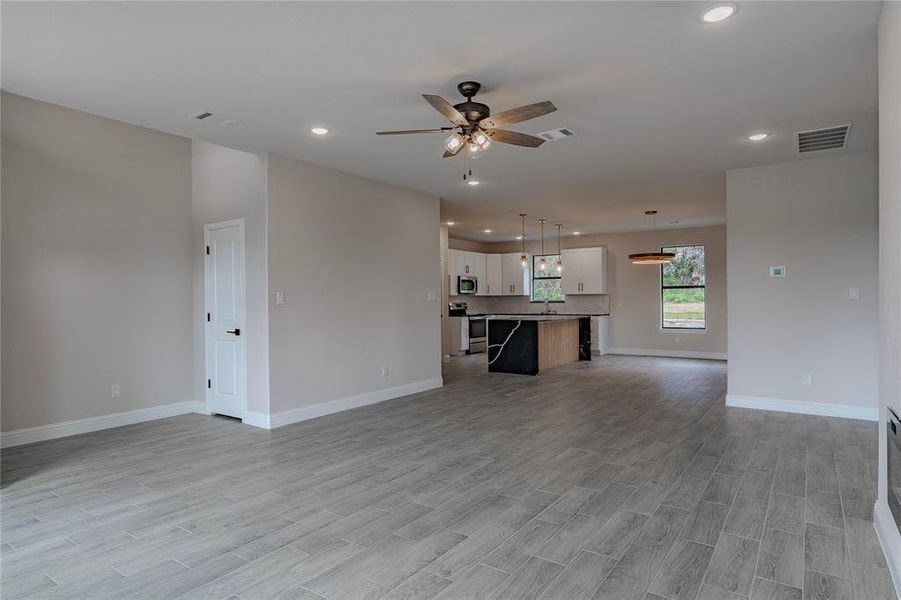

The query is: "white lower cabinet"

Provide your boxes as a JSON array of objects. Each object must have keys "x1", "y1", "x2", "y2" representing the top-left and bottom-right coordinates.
[{"x1": 591, "y1": 315, "x2": 609, "y2": 355}]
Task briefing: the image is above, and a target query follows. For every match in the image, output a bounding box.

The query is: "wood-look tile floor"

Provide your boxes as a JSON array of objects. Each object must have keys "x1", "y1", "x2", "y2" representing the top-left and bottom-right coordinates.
[{"x1": 1, "y1": 355, "x2": 895, "y2": 600}]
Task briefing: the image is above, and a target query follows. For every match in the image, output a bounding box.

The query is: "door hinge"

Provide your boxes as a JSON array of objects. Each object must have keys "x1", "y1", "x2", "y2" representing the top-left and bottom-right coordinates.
[
  {"x1": 206, "y1": 245, "x2": 210, "y2": 255},
  {"x1": 206, "y1": 312, "x2": 210, "y2": 322},
  {"x1": 207, "y1": 379, "x2": 211, "y2": 389}
]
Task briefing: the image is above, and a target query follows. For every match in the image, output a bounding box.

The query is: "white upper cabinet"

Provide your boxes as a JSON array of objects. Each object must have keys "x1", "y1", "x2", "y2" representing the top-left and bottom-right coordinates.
[
  {"x1": 449, "y1": 250, "x2": 529, "y2": 296},
  {"x1": 501, "y1": 253, "x2": 530, "y2": 296},
  {"x1": 561, "y1": 247, "x2": 607, "y2": 294},
  {"x1": 485, "y1": 254, "x2": 503, "y2": 296},
  {"x1": 470, "y1": 252, "x2": 487, "y2": 294},
  {"x1": 561, "y1": 249, "x2": 582, "y2": 295}
]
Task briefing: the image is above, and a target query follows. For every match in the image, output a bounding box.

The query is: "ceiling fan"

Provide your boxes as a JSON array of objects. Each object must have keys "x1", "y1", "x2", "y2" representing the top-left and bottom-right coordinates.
[{"x1": 376, "y1": 81, "x2": 556, "y2": 157}]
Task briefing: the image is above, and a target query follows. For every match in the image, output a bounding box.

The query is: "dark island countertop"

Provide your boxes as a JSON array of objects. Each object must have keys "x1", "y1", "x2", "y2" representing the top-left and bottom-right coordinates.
[{"x1": 467, "y1": 312, "x2": 609, "y2": 317}]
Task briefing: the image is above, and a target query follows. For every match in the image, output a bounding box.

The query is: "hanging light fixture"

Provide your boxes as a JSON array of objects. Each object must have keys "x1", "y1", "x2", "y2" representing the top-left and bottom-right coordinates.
[
  {"x1": 537, "y1": 219, "x2": 548, "y2": 271},
  {"x1": 629, "y1": 210, "x2": 676, "y2": 264},
  {"x1": 555, "y1": 224, "x2": 564, "y2": 273},
  {"x1": 519, "y1": 214, "x2": 528, "y2": 267}
]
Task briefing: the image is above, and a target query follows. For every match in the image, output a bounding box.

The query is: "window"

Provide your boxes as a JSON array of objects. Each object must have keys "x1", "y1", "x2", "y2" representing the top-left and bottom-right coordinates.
[
  {"x1": 532, "y1": 254, "x2": 564, "y2": 302},
  {"x1": 661, "y1": 245, "x2": 706, "y2": 329}
]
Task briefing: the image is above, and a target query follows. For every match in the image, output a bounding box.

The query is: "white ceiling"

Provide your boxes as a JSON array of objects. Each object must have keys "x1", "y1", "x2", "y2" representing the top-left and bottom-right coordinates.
[{"x1": 2, "y1": 1, "x2": 879, "y2": 241}]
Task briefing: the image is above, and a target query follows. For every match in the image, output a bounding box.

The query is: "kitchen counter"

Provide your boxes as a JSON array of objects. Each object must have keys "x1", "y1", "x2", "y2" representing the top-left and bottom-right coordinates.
[
  {"x1": 488, "y1": 315, "x2": 586, "y2": 321},
  {"x1": 488, "y1": 315, "x2": 591, "y2": 375},
  {"x1": 468, "y1": 312, "x2": 609, "y2": 317}
]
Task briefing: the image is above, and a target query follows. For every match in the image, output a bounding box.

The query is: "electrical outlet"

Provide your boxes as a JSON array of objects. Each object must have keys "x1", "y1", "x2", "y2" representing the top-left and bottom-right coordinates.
[
  {"x1": 674, "y1": 336, "x2": 682, "y2": 344},
  {"x1": 427, "y1": 291, "x2": 437, "y2": 302},
  {"x1": 381, "y1": 365, "x2": 389, "y2": 377},
  {"x1": 801, "y1": 374, "x2": 812, "y2": 387},
  {"x1": 110, "y1": 384, "x2": 121, "y2": 398},
  {"x1": 276, "y1": 290, "x2": 286, "y2": 305}
]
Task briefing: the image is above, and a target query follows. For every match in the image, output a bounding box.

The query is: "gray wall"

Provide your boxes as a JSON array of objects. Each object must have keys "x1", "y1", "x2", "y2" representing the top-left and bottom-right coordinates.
[
  {"x1": 191, "y1": 142, "x2": 269, "y2": 416},
  {"x1": 1, "y1": 92, "x2": 193, "y2": 431},
  {"x1": 453, "y1": 225, "x2": 727, "y2": 357},
  {"x1": 877, "y1": 0, "x2": 901, "y2": 570},
  {"x1": 266, "y1": 153, "x2": 442, "y2": 414},
  {"x1": 726, "y1": 151, "x2": 878, "y2": 411}
]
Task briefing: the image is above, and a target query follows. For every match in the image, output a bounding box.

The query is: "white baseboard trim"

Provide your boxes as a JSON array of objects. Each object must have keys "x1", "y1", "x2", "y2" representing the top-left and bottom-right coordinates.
[
  {"x1": 0, "y1": 401, "x2": 208, "y2": 448},
  {"x1": 607, "y1": 347, "x2": 727, "y2": 361},
  {"x1": 242, "y1": 411, "x2": 270, "y2": 430},
  {"x1": 874, "y1": 499, "x2": 901, "y2": 598},
  {"x1": 268, "y1": 377, "x2": 444, "y2": 430},
  {"x1": 725, "y1": 394, "x2": 878, "y2": 421}
]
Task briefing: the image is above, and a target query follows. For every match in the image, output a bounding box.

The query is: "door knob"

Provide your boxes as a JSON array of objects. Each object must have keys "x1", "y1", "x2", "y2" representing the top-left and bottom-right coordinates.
[{"x1": 226, "y1": 328, "x2": 241, "y2": 336}]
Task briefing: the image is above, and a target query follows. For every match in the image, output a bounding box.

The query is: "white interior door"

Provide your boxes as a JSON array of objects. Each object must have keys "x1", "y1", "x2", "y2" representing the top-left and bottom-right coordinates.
[{"x1": 205, "y1": 220, "x2": 245, "y2": 419}]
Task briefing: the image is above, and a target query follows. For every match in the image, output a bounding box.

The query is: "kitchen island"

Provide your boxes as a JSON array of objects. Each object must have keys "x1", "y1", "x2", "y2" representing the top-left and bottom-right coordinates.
[{"x1": 487, "y1": 315, "x2": 592, "y2": 375}]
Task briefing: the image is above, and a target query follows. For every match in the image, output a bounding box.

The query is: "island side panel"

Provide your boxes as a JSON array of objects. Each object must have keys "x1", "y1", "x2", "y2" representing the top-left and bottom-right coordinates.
[
  {"x1": 488, "y1": 319, "x2": 539, "y2": 375},
  {"x1": 579, "y1": 317, "x2": 591, "y2": 360},
  {"x1": 537, "y1": 319, "x2": 580, "y2": 372}
]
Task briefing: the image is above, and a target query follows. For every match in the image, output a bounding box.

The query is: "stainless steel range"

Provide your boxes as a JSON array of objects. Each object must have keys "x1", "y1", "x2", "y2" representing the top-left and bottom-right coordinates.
[{"x1": 463, "y1": 316, "x2": 487, "y2": 354}]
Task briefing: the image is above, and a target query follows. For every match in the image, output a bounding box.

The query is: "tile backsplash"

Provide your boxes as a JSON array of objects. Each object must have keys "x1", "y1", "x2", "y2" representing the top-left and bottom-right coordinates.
[{"x1": 451, "y1": 294, "x2": 609, "y2": 315}]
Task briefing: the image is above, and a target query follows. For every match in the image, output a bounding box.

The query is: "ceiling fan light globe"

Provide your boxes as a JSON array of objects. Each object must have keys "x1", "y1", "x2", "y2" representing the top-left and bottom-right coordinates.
[
  {"x1": 471, "y1": 130, "x2": 489, "y2": 146},
  {"x1": 467, "y1": 142, "x2": 481, "y2": 158},
  {"x1": 444, "y1": 133, "x2": 463, "y2": 152}
]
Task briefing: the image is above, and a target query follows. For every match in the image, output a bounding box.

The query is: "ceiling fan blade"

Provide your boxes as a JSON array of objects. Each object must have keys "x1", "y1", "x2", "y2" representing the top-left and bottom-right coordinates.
[
  {"x1": 422, "y1": 94, "x2": 468, "y2": 126},
  {"x1": 376, "y1": 127, "x2": 454, "y2": 135},
  {"x1": 480, "y1": 101, "x2": 556, "y2": 129},
  {"x1": 443, "y1": 143, "x2": 465, "y2": 158},
  {"x1": 485, "y1": 129, "x2": 545, "y2": 148}
]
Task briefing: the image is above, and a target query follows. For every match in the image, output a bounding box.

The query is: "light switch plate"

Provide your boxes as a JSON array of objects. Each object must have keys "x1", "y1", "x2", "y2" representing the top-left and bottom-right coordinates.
[
  {"x1": 110, "y1": 384, "x2": 121, "y2": 398},
  {"x1": 276, "y1": 290, "x2": 286, "y2": 305},
  {"x1": 849, "y1": 287, "x2": 860, "y2": 300}
]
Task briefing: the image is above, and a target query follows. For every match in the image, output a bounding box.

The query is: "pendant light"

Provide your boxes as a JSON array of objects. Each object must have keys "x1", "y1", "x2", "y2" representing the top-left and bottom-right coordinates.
[
  {"x1": 629, "y1": 210, "x2": 676, "y2": 264},
  {"x1": 519, "y1": 214, "x2": 528, "y2": 267},
  {"x1": 537, "y1": 219, "x2": 548, "y2": 271},
  {"x1": 555, "y1": 224, "x2": 564, "y2": 273}
]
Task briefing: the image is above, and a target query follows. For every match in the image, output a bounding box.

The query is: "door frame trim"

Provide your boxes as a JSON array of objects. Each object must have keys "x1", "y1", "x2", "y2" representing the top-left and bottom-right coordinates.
[{"x1": 204, "y1": 218, "x2": 247, "y2": 420}]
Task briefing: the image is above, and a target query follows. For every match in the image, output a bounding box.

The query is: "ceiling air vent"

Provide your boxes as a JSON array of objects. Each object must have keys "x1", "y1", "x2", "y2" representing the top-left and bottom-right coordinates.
[
  {"x1": 796, "y1": 124, "x2": 850, "y2": 153},
  {"x1": 192, "y1": 111, "x2": 214, "y2": 121},
  {"x1": 538, "y1": 127, "x2": 575, "y2": 141}
]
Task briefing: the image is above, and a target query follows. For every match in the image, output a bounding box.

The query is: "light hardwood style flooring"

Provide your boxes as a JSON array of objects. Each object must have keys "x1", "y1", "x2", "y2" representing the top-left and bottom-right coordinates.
[{"x1": 1, "y1": 355, "x2": 895, "y2": 599}]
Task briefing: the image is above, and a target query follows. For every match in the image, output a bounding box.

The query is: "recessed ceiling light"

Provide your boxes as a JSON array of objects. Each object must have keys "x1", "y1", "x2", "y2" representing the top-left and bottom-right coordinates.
[
  {"x1": 748, "y1": 132, "x2": 769, "y2": 141},
  {"x1": 700, "y1": 3, "x2": 737, "y2": 23},
  {"x1": 310, "y1": 127, "x2": 330, "y2": 136},
  {"x1": 573, "y1": 231, "x2": 581, "y2": 236},
  {"x1": 467, "y1": 180, "x2": 480, "y2": 186},
  {"x1": 515, "y1": 235, "x2": 523, "y2": 240},
  {"x1": 446, "y1": 221, "x2": 455, "y2": 226},
  {"x1": 483, "y1": 229, "x2": 492, "y2": 234}
]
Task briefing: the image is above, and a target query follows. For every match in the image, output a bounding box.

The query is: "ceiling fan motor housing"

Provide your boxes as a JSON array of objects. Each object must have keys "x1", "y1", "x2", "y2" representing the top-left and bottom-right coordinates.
[
  {"x1": 454, "y1": 101, "x2": 490, "y2": 124},
  {"x1": 454, "y1": 81, "x2": 490, "y2": 124}
]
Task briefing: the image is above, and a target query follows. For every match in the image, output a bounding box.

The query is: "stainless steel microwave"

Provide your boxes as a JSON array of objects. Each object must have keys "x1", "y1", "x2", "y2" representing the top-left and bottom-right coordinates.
[{"x1": 457, "y1": 275, "x2": 477, "y2": 295}]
